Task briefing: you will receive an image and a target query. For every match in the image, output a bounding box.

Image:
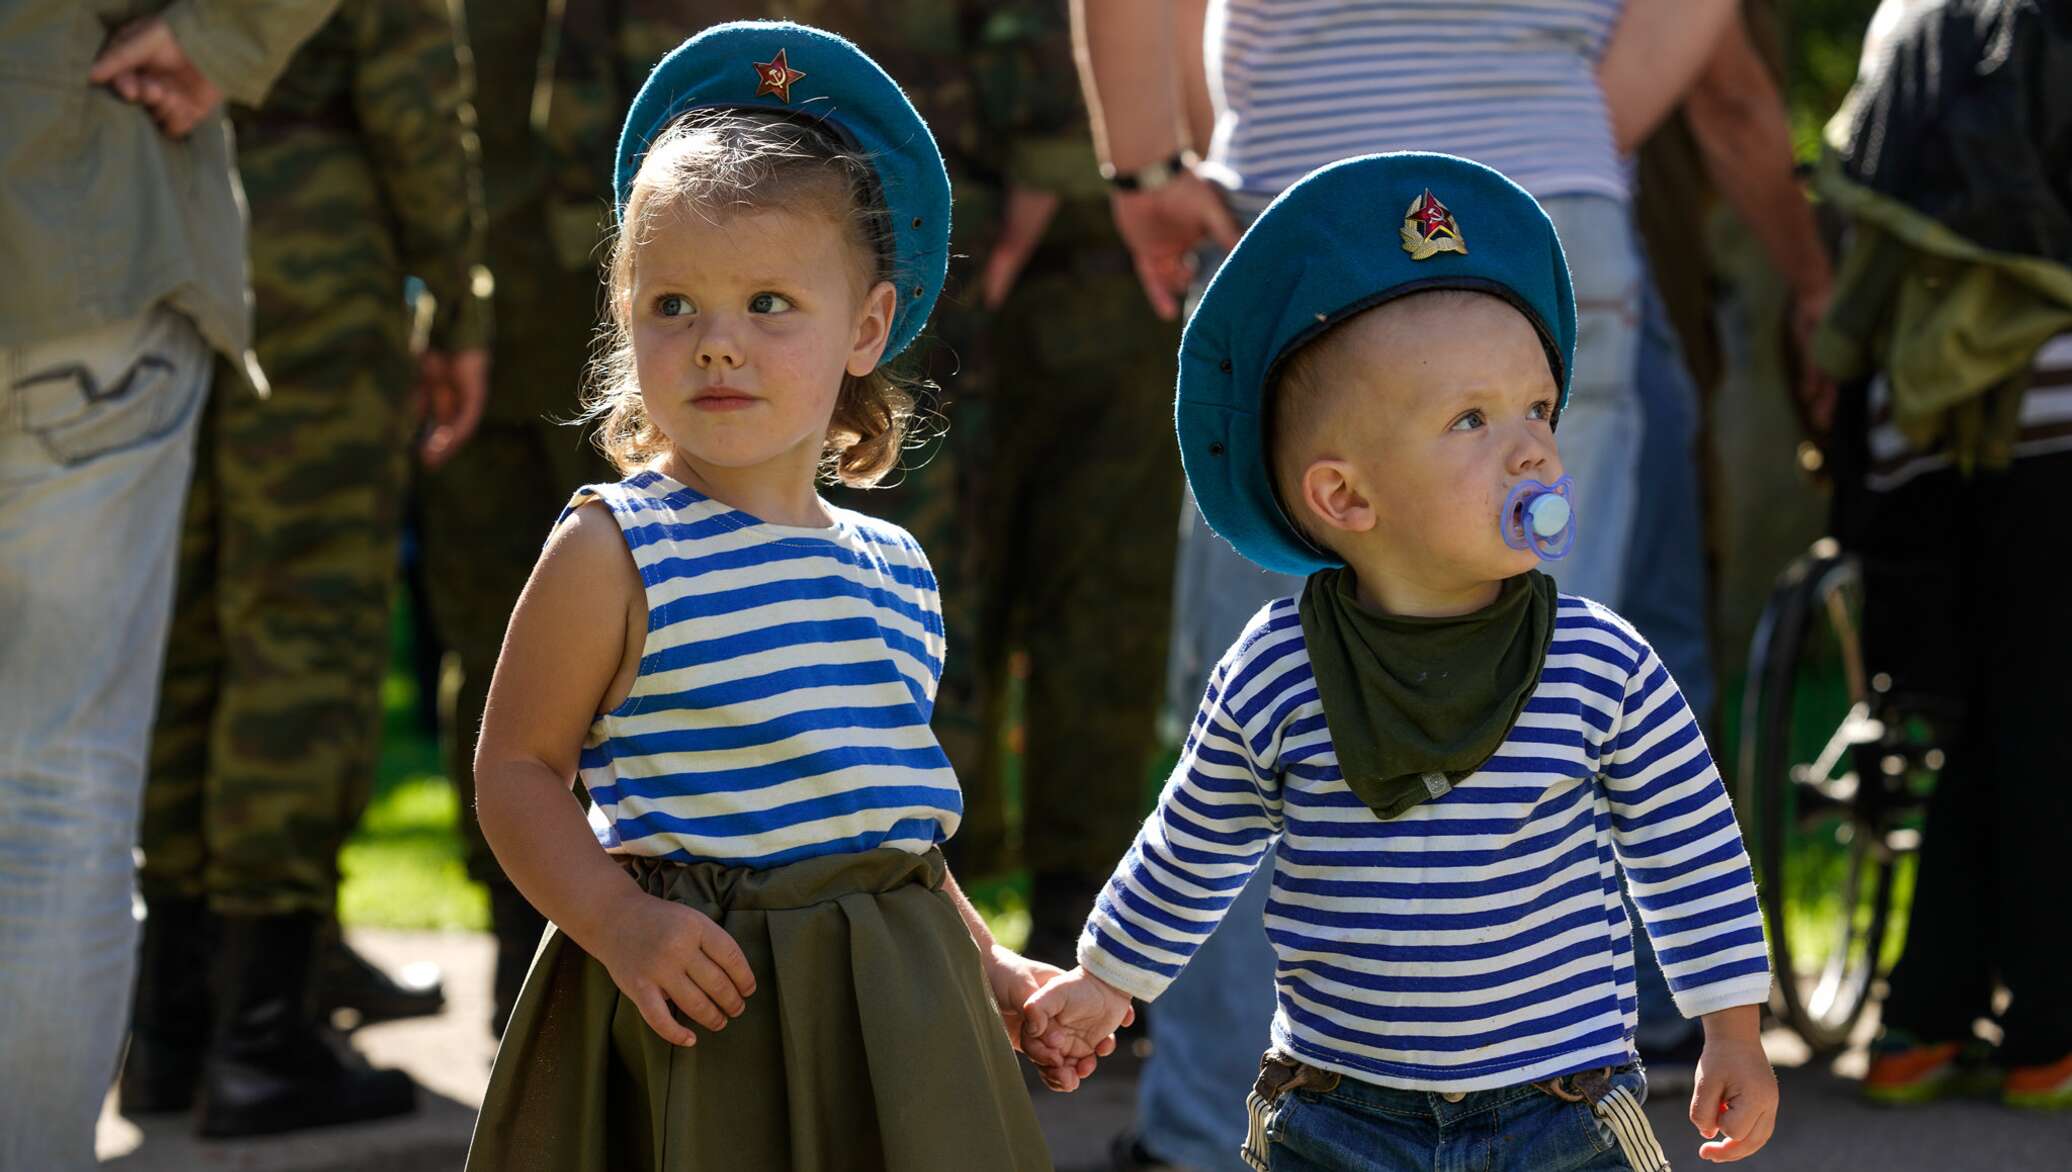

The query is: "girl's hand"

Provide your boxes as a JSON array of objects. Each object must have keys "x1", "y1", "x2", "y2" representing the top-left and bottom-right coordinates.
[
  {"x1": 594, "y1": 893, "x2": 757, "y2": 1047},
  {"x1": 1021, "y1": 966, "x2": 1136, "y2": 1091},
  {"x1": 984, "y1": 946, "x2": 1120, "y2": 1091},
  {"x1": 1691, "y1": 1034, "x2": 1779, "y2": 1162}
]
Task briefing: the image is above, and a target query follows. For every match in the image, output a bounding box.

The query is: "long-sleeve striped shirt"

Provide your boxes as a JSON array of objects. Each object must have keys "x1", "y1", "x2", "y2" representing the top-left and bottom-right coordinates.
[
  {"x1": 569, "y1": 470, "x2": 962, "y2": 869},
  {"x1": 1078, "y1": 594, "x2": 1771, "y2": 1091}
]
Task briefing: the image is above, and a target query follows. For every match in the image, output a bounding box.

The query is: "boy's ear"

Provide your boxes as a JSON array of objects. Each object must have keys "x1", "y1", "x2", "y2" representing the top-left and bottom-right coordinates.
[
  {"x1": 846, "y1": 280, "x2": 898, "y2": 377},
  {"x1": 1300, "y1": 458, "x2": 1376, "y2": 536}
]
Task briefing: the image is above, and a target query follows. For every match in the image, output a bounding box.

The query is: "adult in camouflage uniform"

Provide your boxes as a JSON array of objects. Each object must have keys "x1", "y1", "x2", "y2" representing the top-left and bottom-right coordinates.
[
  {"x1": 128, "y1": 0, "x2": 490, "y2": 1137},
  {"x1": 415, "y1": 0, "x2": 687, "y2": 1039},
  {"x1": 533, "y1": 2, "x2": 1179, "y2": 961}
]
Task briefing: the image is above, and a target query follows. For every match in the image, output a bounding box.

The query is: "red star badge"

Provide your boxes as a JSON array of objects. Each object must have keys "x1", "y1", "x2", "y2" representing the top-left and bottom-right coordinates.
[
  {"x1": 1399, "y1": 189, "x2": 1467, "y2": 260},
  {"x1": 752, "y1": 49, "x2": 806, "y2": 102}
]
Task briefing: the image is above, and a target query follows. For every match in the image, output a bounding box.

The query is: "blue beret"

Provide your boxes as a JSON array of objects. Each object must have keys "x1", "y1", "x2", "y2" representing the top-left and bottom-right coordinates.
[
  {"x1": 1177, "y1": 152, "x2": 1577, "y2": 577},
  {"x1": 615, "y1": 21, "x2": 951, "y2": 361}
]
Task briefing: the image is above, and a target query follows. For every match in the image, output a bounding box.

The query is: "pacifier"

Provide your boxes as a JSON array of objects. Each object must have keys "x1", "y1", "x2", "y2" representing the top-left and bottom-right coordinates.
[{"x1": 1500, "y1": 475, "x2": 1576, "y2": 560}]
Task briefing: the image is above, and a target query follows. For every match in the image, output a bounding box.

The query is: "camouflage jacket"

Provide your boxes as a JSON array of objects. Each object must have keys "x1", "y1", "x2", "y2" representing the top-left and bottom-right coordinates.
[
  {"x1": 532, "y1": 0, "x2": 1104, "y2": 271},
  {"x1": 233, "y1": 0, "x2": 492, "y2": 351}
]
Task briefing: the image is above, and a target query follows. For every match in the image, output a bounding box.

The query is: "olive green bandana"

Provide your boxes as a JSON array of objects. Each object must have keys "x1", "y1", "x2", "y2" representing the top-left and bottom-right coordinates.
[{"x1": 1297, "y1": 568, "x2": 1558, "y2": 819}]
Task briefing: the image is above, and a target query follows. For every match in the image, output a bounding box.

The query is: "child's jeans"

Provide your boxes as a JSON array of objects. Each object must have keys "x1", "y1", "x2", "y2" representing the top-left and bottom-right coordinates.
[{"x1": 1247, "y1": 1057, "x2": 1667, "y2": 1172}]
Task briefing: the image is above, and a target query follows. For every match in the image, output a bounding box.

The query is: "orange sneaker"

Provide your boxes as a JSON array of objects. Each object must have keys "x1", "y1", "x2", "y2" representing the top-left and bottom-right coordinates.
[
  {"x1": 1862, "y1": 1032, "x2": 2000, "y2": 1105},
  {"x1": 2003, "y1": 1051, "x2": 2072, "y2": 1110}
]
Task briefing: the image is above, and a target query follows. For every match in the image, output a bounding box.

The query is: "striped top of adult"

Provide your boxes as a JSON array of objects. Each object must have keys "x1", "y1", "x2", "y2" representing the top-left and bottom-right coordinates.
[
  {"x1": 1200, "y1": 0, "x2": 1629, "y2": 215},
  {"x1": 565, "y1": 470, "x2": 962, "y2": 869},
  {"x1": 1078, "y1": 593, "x2": 1772, "y2": 1092}
]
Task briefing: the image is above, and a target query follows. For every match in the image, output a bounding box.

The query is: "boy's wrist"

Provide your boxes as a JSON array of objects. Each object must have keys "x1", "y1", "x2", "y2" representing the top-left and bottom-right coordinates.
[{"x1": 1699, "y1": 1002, "x2": 1764, "y2": 1045}]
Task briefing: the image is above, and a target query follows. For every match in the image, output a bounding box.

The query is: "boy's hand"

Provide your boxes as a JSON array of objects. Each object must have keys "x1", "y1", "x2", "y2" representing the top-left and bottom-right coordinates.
[
  {"x1": 982, "y1": 945, "x2": 1116, "y2": 1091},
  {"x1": 1021, "y1": 966, "x2": 1136, "y2": 1090},
  {"x1": 1690, "y1": 1008, "x2": 1779, "y2": 1162},
  {"x1": 594, "y1": 893, "x2": 757, "y2": 1047}
]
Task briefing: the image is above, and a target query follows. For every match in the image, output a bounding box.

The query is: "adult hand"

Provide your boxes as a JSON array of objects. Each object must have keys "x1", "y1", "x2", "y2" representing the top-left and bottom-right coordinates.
[
  {"x1": 418, "y1": 348, "x2": 489, "y2": 469},
  {"x1": 89, "y1": 17, "x2": 224, "y2": 139},
  {"x1": 1787, "y1": 284, "x2": 1836, "y2": 440},
  {"x1": 980, "y1": 187, "x2": 1062, "y2": 311},
  {"x1": 1111, "y1": 172, "x2": 1240, "y2": 320}
]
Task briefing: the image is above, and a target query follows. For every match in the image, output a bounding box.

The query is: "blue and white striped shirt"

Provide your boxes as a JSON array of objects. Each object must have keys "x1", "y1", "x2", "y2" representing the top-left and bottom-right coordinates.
[
  {"x1": 1202, "y1": 0, "x2": 1630, "y2": 215},
  {"x1": 1079, "y1": 594, "x2": 1771, "y2": 1091},
  {"x1": 569, "y1": 471, "x2": 962, "y2": 869}
]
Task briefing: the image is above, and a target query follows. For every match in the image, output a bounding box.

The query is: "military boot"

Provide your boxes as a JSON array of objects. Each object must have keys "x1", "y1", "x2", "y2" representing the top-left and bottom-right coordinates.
[
  {"x1": 196, "y1": 912, "x2": 416, "y2": 1138},
  {"x1": 119, "y1": 895, "x2": 215, "y2": 1114}
]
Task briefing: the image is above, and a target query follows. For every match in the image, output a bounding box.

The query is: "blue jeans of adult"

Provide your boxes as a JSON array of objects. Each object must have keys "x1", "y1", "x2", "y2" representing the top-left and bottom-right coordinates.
[
  {"x1": 1620, "y1": 265, "x2": 1717, "y2": 1059},
  {"x1": 0, "y1": 306, "x2": 212, "y2": 1171},
  {"x1": 1139, "y1": 193, "x2": 1646, "y2": 1170}
]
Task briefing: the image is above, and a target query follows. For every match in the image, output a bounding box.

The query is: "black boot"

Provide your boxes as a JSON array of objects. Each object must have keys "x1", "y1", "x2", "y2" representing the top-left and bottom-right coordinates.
[
  {"x1": 489, "y1": 883, "x2": 547, "y2": 1039},
  {"x1": 196, "y1": 912, "x2": 417, "y2": 1138},
  {"x1": 119, "y1": 895, "x2": 214, "y2": 1115},
  {"x1": 314, "y1": 918, "x2": 445, "y2": 1025}
]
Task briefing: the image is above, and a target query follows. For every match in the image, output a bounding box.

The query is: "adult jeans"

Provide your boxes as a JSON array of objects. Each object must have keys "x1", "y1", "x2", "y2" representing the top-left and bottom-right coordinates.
[
  {"x1": 1620, "y1": 264, "x2": 1717, "y2": 1058},
  {"x1": 0, "y1": 306, "x2": 212, "y2": 1170}
]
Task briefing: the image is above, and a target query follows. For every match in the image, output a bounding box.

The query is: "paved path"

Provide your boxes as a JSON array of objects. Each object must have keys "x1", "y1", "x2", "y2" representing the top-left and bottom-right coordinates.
[{"x1": 100, "y1": 929, "x2": 2071, "y2": 1169}]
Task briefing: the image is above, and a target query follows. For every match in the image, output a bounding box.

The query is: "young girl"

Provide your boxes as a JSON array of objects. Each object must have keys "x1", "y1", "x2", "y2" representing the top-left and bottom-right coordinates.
[{"x1": 462, "y1": 23, "x2": 1095, "y2": 1171}]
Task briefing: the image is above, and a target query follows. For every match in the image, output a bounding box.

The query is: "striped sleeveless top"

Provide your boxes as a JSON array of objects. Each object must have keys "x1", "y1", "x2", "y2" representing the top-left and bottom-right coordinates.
[{"x1": 566, "y1": 470, "x2": 962, "y2": 869}]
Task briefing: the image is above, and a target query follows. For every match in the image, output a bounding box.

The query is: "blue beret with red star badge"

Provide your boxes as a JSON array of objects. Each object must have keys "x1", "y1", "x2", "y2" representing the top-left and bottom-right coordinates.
[
  {"x1": 615, "y1": 21, "x2": 951, "y2": 360},
  {"x1": 1176, "y1": 152, "x2": 1577, "y2": 576}
]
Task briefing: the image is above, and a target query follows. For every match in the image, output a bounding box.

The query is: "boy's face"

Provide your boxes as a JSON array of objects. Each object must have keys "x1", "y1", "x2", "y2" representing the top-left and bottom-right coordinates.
[
  {"x1": 1297, "y1": 293, "x2": 1563, "y2": 594},
  {"x1": 628, "y1": 202, "x2": 893, "y2": 480}
]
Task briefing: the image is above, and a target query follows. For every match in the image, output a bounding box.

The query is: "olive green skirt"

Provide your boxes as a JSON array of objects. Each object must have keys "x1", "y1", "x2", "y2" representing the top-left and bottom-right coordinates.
[{"x1": 465, "y1": 847, "x2": 1052, "y2": 1171}]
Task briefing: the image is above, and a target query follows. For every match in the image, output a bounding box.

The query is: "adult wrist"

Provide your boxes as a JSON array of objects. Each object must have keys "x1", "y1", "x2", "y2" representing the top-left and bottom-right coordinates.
[{"x1": 1101, "y1": 148, "x2": 1200, "y2": 193}]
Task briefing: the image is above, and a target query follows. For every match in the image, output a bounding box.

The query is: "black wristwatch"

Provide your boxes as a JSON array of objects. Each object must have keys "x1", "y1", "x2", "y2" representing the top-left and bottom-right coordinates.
[{"x1": 1100, "y1": 149, "x2": 1199, "y2": 193}]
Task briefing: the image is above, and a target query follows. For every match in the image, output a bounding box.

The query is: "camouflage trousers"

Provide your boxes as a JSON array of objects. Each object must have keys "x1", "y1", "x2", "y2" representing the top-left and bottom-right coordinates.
[
  {"x1": 837, "y1": 246, "x2": 1182, "y2": 885},
  {"x1": 141, "y1": 139, "x2": 417, "y2": 915},
  {"x1": 967, "y1": 254, "x2": 1182, "y2": 884},
  {"x1": 419, "y1": 254, "x2": 608, "y2": 888}
]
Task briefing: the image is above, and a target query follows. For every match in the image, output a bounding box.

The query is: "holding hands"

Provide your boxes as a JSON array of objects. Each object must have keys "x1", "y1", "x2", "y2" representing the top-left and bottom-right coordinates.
[{"x1": 1018, "y1": 966, "x2": 1137, "y2": 1092}]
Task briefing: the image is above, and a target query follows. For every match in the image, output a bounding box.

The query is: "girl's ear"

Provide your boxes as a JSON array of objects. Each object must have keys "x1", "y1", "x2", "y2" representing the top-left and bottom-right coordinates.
[
  {"x1": 1302, "y1": 458, "x2": 1377, "y2": 536},
  {"x1": 846, "y1": 280, "x2": 898, "y2": 378}
]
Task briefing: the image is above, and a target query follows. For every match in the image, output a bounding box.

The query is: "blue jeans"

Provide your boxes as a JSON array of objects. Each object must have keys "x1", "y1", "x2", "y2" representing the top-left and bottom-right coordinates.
[
  {"x1": 1619, "y1": 265, "x2": 1716, "y2": 1058},
  {"x1": 1619, "y1": 266, "x2": 1717, "y2": 727},
  {"x1": 0, "y1": 307, "x2": 211, "y2": 1170},
  {"x1": 1260, "y1": 1065, "x2": 1656, "y2": 1172},
  {"x1": 1140, "y1": 232, "x2": 1293, "y2": 1171}
]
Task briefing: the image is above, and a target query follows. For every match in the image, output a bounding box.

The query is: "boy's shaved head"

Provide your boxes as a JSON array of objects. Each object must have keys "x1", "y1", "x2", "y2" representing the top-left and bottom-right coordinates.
[{"x1": 1267, "y1": 288, "x2": 1502, "y2": 551}]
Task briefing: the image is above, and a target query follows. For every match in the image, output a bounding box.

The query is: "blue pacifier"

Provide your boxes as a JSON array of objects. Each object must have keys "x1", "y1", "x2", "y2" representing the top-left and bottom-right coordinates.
[{"x1": 1500, "y1": 475, "x2": 1576, "y2": 560}]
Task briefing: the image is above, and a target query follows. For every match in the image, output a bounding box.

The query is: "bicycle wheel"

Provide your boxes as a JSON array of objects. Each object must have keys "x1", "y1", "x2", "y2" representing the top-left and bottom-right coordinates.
[{"x1": 1736, "y1": 539, "x2": 1926, "y2": 1053}]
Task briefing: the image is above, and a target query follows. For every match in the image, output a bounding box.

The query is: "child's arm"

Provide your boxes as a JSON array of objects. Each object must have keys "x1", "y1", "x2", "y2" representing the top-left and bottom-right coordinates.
[
  {"x1": 1594, "y1": 618, "x2": 1776, "y2": 1157},
  {"x1": 474, "y1": 503, "x2": 756, "y2": 1048},
  {"x1": 940, "y1": 869, "x2": 1121, "y2": 1090},
  {"x1": 1691, "y1": 1004, "x2": 1778, "y2": 1163},
  {"x1": 1025, "y1": 623, "x2": 1293, "y2": 1081}
]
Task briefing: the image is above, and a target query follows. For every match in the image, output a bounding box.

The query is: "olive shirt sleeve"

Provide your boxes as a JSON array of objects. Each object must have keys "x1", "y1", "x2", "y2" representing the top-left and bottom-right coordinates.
[
  {"x1": 352, "y1": 0, "x2": 492, "y2": 352},
  {"x1": 163, "y1": 0, "x2": 345, "y2": 107}
]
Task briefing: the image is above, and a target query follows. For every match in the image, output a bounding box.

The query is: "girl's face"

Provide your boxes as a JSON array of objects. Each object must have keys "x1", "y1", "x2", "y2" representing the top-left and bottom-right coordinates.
[{"x1": 628, "y1": 202, "x2": 894, "y2": 486}]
